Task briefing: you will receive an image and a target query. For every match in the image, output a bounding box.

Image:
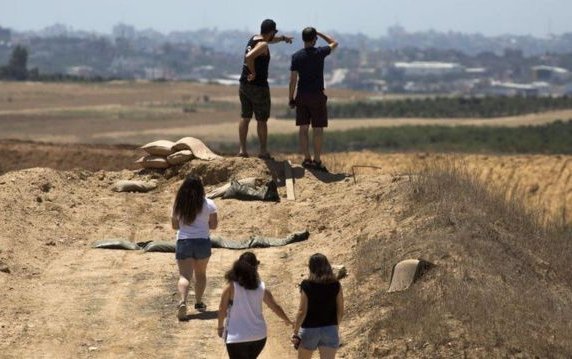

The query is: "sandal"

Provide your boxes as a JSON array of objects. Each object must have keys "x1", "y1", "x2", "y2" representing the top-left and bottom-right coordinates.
[
  {"x1": 312, "y1": 161, "x2": 328, "y2": 172},
  {"x1": 302, "y1": 158, "x2": 314, "y2": 169},
  {"x1": 177, "y1": 302, "x2": 187, "y2": 321},
  {"x1": 194, "y1": 302, "x2": 207, "y2": 312}
]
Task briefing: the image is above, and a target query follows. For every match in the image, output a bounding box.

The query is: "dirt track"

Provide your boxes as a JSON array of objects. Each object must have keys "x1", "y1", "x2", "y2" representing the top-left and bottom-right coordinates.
[
  {"x1": 1, "y1": 147, "x2": 571, "y2": 357},
  {"x1": 0, "y1": 158, "x2": 368, "y2": 358}
]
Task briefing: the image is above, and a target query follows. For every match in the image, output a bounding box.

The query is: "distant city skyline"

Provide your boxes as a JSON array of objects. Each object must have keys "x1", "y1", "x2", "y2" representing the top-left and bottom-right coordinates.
[{"x1": 1, "y1": 0, "x2": 572, "y2": 37}]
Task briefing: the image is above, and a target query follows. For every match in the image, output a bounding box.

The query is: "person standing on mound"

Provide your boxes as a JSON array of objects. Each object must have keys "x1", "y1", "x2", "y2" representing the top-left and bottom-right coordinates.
[
  {"x1": 171, "y1": 175, "x2": 217, "y2": 320},
  {"x1": 218, "y1": 252, "x2": 293, "y2": 359},
  {"x1": 238, "y1": 19, "x2": 293, "y2": 160},
  {"x1": 289, "y1": 27, "x2": 338, "y2": 172},
  {"x1": 291, "y1": 253, "x2": 344, "y2": 359}
]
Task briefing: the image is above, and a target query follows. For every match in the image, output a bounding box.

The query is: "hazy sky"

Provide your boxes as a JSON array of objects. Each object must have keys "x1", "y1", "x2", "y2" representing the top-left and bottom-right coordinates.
[{"x1": 1, "y1": 0, "x2": 571, "y2": 37}]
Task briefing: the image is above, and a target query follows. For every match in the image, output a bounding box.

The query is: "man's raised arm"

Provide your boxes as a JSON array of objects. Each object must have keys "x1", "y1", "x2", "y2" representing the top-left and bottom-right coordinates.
[{"x1": 317, "y1": 31, "x2": 338, "y2": 50}]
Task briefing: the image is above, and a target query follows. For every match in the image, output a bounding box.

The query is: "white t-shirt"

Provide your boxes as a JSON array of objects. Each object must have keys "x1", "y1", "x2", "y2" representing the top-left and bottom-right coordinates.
[
  {"x1": 225, "y1": 281, "x2": 267, "y2": 344},
  {"x1": 176, "y1": 198, "x2": 217, "y2": 240}
]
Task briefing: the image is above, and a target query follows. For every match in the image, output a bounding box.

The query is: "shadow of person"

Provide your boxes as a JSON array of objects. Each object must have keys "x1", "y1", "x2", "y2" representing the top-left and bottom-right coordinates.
[
  {"x1": 305, "y1": 168, "x2": 348, "y2": 183},
  {"x1": 263, "y1": 159, "x2": 305, "y2": 187},
  {"x1": 184, "y1": 310, "x2": 219, "y2": 321}
]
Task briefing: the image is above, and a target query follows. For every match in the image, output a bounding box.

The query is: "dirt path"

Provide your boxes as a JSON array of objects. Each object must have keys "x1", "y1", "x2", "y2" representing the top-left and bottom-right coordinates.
[{"x1": 2, "y1": 245, "x2": 299, "y2": 358}]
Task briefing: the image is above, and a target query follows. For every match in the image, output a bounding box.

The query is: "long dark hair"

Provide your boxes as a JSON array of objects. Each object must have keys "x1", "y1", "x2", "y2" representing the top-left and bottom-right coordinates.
[
  {"x1": 307, "y1": 253, "x2": 337, "y2": 284},
  {"x1": 173, "y1": 175, "x2": 205, "y2": 225},
  {"x1": 225, "y1": 251, "x2": 260, "y2": 290}
]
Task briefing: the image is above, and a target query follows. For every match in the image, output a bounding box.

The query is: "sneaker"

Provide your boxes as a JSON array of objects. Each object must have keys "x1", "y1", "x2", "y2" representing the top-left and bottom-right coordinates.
[
  {"x1": 177, "y1": 302, "x2": 187, "y2": 321},
  {"x1": 194, "y1": 302, "x2": 207, "y2": 312}
]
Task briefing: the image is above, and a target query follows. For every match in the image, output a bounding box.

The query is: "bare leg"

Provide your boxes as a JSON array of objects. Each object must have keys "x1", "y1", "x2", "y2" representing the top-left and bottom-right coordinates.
[
  {"x1": 312, "y1": 127, "x2": 324, "y2": 163},
  {"x1": 177, "y1": 259, "x2": 194, "y2": 304},
  {"x1": 191, "y1": 257, "x2": 210, "y2": 304},
  {"x1": 317, "y1": 346, "x2": 337, "y2": 359},
  {"x1": 299, "y1": 125, "x2": 311, "y2": 160},
  {"x1": 257, "y1": 120, "x2": 269, "y2": 156},
  {"x1": 298, "y1": 347, "x2": 314, "y2": 359},
  {"x1": 239, "y1": 118, "x2": 251, "y2": 155}
]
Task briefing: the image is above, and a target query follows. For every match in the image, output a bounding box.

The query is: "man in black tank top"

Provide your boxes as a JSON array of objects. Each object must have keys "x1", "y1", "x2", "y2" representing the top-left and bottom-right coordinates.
[{"x1": 238, "y1": 19, "x2": 292, "y2": 159}]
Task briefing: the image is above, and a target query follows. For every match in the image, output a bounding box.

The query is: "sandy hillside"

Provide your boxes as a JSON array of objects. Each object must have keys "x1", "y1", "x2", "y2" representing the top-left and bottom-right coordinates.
[
  {"x1": 1, "y1": 146, "x2": 571, "y2": 358},
  {"x1": 0, "y1": 155, "x2": 394, "y2": 358}
]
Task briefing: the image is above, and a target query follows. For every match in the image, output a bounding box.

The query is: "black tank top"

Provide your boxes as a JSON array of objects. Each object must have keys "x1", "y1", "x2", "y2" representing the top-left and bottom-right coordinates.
[
  {"x1": 300, "y1": 280, "x2": 340, "y2": 328},
  {"x1": 240, "y1": 36, "x2": 270, "y2": 87}
]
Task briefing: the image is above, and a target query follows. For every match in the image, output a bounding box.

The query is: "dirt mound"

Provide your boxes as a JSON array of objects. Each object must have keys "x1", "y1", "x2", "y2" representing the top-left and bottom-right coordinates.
[{"x1": 1, "y1": 150, "x2": 571, "y2": 358}]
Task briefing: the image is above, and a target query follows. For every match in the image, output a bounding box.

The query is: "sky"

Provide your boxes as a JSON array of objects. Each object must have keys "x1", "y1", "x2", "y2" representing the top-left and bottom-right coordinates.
[{"x1": 1, "y1": 0, "x2": 572, "y2": 37}]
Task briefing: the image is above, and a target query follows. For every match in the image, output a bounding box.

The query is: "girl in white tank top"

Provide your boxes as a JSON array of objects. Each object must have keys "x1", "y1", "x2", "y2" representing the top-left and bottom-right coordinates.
[{"x1": 217, "y1": 252, "x2": 292, "y2": 359}]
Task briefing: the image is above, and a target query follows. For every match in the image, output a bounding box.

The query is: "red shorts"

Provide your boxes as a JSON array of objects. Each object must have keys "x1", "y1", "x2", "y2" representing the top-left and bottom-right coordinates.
[{"x1": 295, "y1": 92, "x2": 328, "y2": 128}]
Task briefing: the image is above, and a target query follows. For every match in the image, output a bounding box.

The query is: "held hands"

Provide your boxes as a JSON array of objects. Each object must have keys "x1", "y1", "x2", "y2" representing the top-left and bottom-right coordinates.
[{"x1": 290, "y1": 333, "x2": 301, "y2": 350}]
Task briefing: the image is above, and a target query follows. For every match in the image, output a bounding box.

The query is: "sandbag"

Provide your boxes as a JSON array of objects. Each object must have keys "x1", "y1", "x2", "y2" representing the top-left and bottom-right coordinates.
[
  {"x1": 112, "y1": 180, "x2": 158, "y2": 193},
  {"x1": 210, "y1": 235, "x2": 252, "y2": 249},
  {"x1": 388, "y1": 259, "x2": 434, "y2": 293},
  {"x1": 140, "y1": 140, "x2": 176, "y2": 156},
  {"x1": 172, "y1": 137, "x2": 221, "y2": 160},
  {"x1": 91, "y1": 239, "x2": 141, "y2": 250},
  {"x1": 143, "y1": 241, "x2": 177, "y2": 252},
  {"x1": 92, "y1": 231, "x2": 310, "y2": 252},
  {"x1": 167, "y1": 150, "x2": 194, "y2": 165},
  {"x1": 250, "y1": 230, "x2": 309, "y2": 248},
  {"x1": 207, "y1": 177, "x2": 259, "y2": 199},
  {"x1": 210, "y1": 231, "x2": 309, "y2": 250},
  {"x1": 135, "y1": 155, "x2": 170, "y2": 169},
  {"x1": 222, "y1": 180, "x2": 279, "y2": 202}
]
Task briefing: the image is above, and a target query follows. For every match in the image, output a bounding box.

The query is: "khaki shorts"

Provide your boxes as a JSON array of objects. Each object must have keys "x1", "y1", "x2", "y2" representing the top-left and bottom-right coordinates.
[{"x1": 239, "y1": 83, "x2": 271, "y2": 121}]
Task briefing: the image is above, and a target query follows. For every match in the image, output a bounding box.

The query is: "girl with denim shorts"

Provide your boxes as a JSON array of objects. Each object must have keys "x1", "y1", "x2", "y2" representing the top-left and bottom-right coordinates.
[
  {"x1": 217, "y1": 252, "x2": 293, "y2": 359},
  {"x1": 292, "y1": 253, "x2": 344, "y2": 359},
  {"x1": 171, "y1": 175, "x2": 218, "y2": 320}
]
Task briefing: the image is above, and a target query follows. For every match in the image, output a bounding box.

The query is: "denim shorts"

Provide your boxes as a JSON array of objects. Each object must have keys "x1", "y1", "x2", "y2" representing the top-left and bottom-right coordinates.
[
  {"x1": 175, "y1": 238, "x2": 211, "y2": 260},
  {"x1": 299, "y1": 325, "x2": 339, "y2": 350}
]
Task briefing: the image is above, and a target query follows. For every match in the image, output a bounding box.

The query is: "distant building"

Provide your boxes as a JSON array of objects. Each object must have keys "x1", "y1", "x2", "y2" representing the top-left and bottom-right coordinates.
[
  {"x1": 144, "y1": 67, "x2": 175, "y2": 80},
  {"x1": 361, "y1": 79, "x2": 387, "y2": 93},
  {"x1": 392, "y1": 61, "x2": 465, "y2": 77},
  {"x1": 485, "y1": 81, "x2": 551, "y2": 97},
  {"x1": 531, "y1": 65, "x2": 570, "y2": 82},
  {"x1": 113, "y1": 23, "x2": 136, "y2": 40},
  {"x1": 564, "y1": 83, "x2": 572, "y2": 96},
  {"x1": 0, "y1": 27, "x2": 10, "y2": 42},
  {"x1": 326, "y1": 68, "x2": 349, "y2": 87},
  {"x1": 67, "y1": 66, "x2": 94, "y2": 77}
]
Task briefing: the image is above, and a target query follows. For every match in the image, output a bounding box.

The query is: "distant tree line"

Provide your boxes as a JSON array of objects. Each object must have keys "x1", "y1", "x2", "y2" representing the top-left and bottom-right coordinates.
[
  {"x1": 0, "y1": 45, "x2": 33, "y2": 80},
  {"x1": 262, "y1": 120, "x2": 572, "y2": 154},
  {"x1": 279, "y1": 97, "x2": 572, "y2": 119},
  {"x1": 0, "y1": 45, "x2": 116, "y2": 82}
]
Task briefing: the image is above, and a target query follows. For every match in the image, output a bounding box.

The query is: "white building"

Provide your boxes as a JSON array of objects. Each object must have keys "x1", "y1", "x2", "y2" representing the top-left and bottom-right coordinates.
[
  {"x1": 67, "y1": 66, "x2": 94, "y2": 77},
  {"x1": 531, "y1": 65, "x2": 570, "y2": 82},
  {"x1": 485, "y1": 81, "x2": 551, "y2": 97},
  {"x1": 392, "y1": 61, "x2": 465, "y2": 77}
]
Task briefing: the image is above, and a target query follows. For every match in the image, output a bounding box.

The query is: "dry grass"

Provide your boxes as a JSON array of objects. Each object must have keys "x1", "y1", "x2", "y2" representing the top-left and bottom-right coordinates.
[{"x1": 354, "y1": 160, "x2": 572, "y2": 357}]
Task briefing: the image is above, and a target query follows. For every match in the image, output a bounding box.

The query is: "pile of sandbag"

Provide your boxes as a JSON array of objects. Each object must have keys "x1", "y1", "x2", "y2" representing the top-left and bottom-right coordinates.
[{"x1": 136, "y1": 137, "x2": 221, "y2": 169}]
